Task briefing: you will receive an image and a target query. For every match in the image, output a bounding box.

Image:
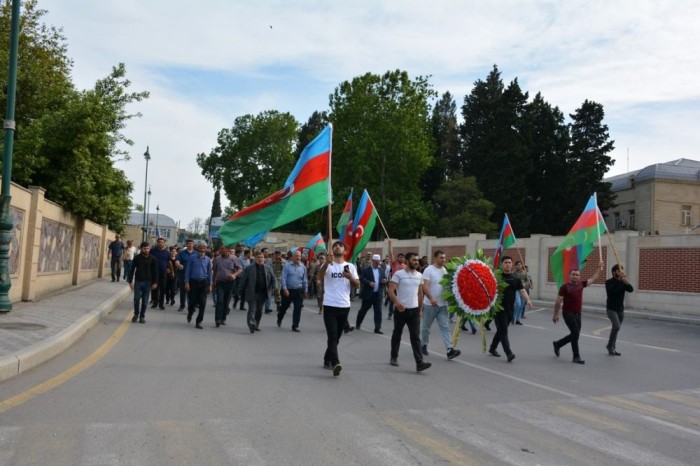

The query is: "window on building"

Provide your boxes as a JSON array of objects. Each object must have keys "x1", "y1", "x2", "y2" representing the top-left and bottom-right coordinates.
[
  {"x1": 614, "y1": 212, "x2": 621, "y2": 229},
  {"x1": 628, "y1": 209, "x2": 635, "y2": 229},
  {"x1": 681, "y1": 206, "x2": 692, "y2": 226}
]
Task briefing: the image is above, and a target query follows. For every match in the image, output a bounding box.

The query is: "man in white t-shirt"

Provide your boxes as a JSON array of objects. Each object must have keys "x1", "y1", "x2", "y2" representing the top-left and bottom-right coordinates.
[
  {"x1": 421, "y1": 250, "x2": 461, "y2": 360},
  {"x1": 319, "y1": 241, "x2": 360, "y2": 377},
  {"x1": 122, "y1": 239, "x2": 137, "y2": 281},
  {"x1": 388, "y1": 252, "x2": 431, "y2": 372}
]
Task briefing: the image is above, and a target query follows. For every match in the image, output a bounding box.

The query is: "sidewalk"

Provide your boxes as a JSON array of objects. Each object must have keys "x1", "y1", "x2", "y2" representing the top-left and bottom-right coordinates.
[
  {"x1": 0, "y1": 280, "x2": 697, "y2": 383},
  {"x1": 0, "y1": 279, "x2": 131, "y2": 382}
]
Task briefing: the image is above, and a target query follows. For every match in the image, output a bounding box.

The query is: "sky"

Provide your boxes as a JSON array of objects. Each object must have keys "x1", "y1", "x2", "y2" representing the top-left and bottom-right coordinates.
[{"x1": 44, "y1": 0, "x2": 700, "y2": 229}]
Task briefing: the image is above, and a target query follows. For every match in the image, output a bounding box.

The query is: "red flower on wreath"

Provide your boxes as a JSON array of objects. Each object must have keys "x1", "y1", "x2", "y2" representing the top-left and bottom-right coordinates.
[{"x1": 451, "y1": 260, "x2": 498, "y2": 316}]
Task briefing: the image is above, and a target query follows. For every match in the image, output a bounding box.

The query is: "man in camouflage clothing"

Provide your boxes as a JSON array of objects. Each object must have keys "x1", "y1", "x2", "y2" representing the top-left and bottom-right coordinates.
[
  {"x1": 311, "y1": 253, "x2": 325, "y2": 313},
  {"x1": 271, "y1": 250, "x2": 285, "y2": 312}
]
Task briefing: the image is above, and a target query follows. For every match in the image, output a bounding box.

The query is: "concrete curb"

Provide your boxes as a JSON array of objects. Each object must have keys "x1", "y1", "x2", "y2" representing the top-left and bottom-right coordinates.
[{"x1": 0, "y1": 286, "x2": 131, "y2": 383}]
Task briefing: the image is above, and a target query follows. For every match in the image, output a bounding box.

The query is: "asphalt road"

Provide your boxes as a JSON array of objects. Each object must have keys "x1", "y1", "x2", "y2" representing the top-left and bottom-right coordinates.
[{"x1": 1, "y1": 296, "x2": 699, "y2": 465}]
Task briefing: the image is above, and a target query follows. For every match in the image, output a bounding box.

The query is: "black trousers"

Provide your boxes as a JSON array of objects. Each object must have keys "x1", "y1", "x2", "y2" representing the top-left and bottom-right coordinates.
[
  {"x1": 557, "y1": 312, "x2": 582, "y2": 357},
  {"x1": 390, "y1": 307, "x2": 423, "y2": 363},
  {"x1": 489, "y1": 310, "x2": 513, "y2": 356},
  {"x1": 187, "y1": 279, "x2": 208, "y2": 324},
  {"x1": 279, "y1": 288, "x2": 304, "y2": 329},
  {"x1": 151, "y1": 271, "x2": 167, "y2": 306},
  {"x1": 356, "y1": 292, "x2": 382, "y2": 330},
  {"x1": 323, "y1": 306, "x2": 349, "y2": 366}
]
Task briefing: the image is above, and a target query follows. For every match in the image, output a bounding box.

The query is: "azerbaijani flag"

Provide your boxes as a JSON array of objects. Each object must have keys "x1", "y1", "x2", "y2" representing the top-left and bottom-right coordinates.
[
  {"x1": 347, "y1": 190, "x2": 378, "y2": 262},
  {"x1": 493, "y1": 213, "x2": 516, "y2": 269},
  {"x1": 336, "y1": 189, "x2": 353, "y2": 241},
  {"x1": 305, "y1": 232, "x2": 326, "y2": 261},
  {"x1": 218, "y1": 125, "x2": 332, "y2": 246},
  {"x1": 550, "y1": 193, "x2": 607, "y2": 288}
]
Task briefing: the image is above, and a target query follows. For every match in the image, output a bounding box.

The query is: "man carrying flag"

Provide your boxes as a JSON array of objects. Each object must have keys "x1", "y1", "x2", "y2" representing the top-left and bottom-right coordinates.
[
  {"x1": 551, "y1": 194, "x2": 607, "y2": 364},
  {"x1": 346, "y1": 190, "x2": 378, "y2": 263}
]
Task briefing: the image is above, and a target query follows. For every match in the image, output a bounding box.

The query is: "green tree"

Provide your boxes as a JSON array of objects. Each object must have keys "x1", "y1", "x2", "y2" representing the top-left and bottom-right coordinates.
[
  {"x1": 421, "y1": 91, "x2": 460, "y2": 203},
  {"x1": 329, "y1": 70, "x2": 435, "y2": 238},
  {"x1": 521, "y1": 93, "x2": 570, "y2": 234},
  {"x1": 432, "y1": 174, "x2": 497, "y2": 236},
  {"x1": 565, "y1": 100, "x2": 615, "y2": 230},
  {"x1": 197, "y1": 111, "x2": 299, "y2": 212},
  {"x1": 460, "y1": 65, "x2": 532, "y2": 234},
  {"x1": 0, "y1": 0, "x2": 75, "y2": 183},
  {"x1": 26, "y1": 64, "x2": 147, "y2": 230}
]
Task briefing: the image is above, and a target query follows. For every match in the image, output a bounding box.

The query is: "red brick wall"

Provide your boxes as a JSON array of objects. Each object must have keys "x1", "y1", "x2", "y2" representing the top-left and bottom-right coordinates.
[
  {"x1": 639, "y1": 248, "x2": 700, "y2": 292},
  {"x1": 547, "y1": 246, "x2": 607, "y2": 285}
]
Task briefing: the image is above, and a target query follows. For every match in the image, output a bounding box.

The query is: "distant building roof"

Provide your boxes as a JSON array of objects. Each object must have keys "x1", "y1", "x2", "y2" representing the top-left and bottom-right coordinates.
[
  {"x1": 126, "y1": 212, "x2": 177, "y2": 227},
  {"x1": 606, "y1": 158, "x2": 700, "y2": 191},
  {"x1": 210, "y1": 216, "x2": 225, "y2": 228}
]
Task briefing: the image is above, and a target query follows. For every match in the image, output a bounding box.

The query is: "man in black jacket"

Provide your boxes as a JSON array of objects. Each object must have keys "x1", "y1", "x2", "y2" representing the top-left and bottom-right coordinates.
[
  {"x1": 605, "y1": 264, "x2": 634, "y2": 356},
  {"x1": 355, "y1": 254, "x2": 386, "y2": 334},
  {"x1": 127, "y1": 242, "x2": 159, "y2": 323}
]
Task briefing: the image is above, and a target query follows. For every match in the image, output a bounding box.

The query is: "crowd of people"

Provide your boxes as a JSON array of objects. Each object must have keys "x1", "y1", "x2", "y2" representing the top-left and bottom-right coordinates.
[{"x1": 107, "y1": 233, "x2": 634, "y2": 376}]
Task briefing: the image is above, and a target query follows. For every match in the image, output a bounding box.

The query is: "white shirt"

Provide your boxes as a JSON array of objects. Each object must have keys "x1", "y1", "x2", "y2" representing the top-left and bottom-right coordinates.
[
  {"x1": 422, "y1": 265, "x2": 447, "y2": 306},
  {"x1": 124, "y1": 246, "x2": 137, "y2": 261},
  {"x1": 323, "y1": 262, "x2": 359, "y2": 308},
  {"x1": 391, "y1": 268, "x2": 423, "y2": 308}
]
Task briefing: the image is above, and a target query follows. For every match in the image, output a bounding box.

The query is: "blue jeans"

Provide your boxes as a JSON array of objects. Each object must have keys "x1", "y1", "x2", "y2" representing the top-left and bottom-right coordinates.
[
  {"x1": 133, "y1": 280, "x2": 151, "y2": 318},
  {"x1": 513, "y1": 293, "x2": 525, "y2": 323},
  {"x1": 123, "y1": 260, "x2": 133, "y2": 280},
  {"x1": 421, "y1": 304, "x2": 452, "y2": 351}
]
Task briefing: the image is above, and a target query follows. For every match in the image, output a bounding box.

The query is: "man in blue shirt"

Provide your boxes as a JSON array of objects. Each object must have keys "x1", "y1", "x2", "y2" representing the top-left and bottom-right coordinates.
[
  {"x1": 184, "y1": 243, "x2": 212, "y2": 329},
  {"x1": 107, "y1": 234, "x2": 125, "y2": 282},
  {"x1": 175, "y1": 239, "x2": 197, "y2": 311},
  {"x1": 277, "y1": 249, "x2": 308, "y2": 332}
]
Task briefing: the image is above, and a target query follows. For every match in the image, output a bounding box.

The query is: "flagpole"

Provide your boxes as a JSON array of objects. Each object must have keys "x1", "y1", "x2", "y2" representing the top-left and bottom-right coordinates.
[
  {"x1": 599, "y1": 207, "x2": 623, "y2": 267},
  {"x1": 594, "y1": 193, "x2": 603, "y2": 262},
  {"x1": 327, "y1": 123, "x2": 334, "y2": 246},
  {"x1": 367, "y1": 192, "x2": 390, "y2": 239}
]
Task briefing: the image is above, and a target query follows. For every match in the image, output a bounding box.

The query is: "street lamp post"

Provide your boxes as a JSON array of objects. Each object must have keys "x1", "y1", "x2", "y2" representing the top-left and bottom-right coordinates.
[
  {"x1": 156, "y1": 205, "x2": 160, "y2": 239},
  {"x1": 141, "y1": 147, "x2": 151, "y2": 243},
  {"x1": 146, "y1": 185, "x2": 151, "y2": 243},
  {"x1": 0, "y1": 0, "x2": 21, "y2": 313}
]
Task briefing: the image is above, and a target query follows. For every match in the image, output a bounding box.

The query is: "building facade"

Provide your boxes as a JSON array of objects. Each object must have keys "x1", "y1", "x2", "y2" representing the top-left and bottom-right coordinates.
[
  {"x1": 604, "y1": 158, "x2": 700, "y2": 236},
  {"x1": 123, "y1": 212, "x2": 178, "y2": 245}
]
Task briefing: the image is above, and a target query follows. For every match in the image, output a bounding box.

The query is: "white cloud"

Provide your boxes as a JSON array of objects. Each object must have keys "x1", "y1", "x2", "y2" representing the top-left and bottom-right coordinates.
[{"x1": 43, "y1": 0, "x2": 700, "y2": 225}]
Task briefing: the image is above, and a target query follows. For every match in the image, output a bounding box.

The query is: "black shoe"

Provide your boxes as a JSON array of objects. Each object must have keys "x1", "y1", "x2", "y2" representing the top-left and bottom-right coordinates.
[
  {"x1": 111, "y1": 279, "x2": 116, "y2": 282},
  {"x1": 265, "y1": 309, "x2": 273, "y2": 314},
  {"x1": 447, "y1": 348, "x2": 461, "y2": 360},
  {"x1": 416, "y1": 361, "x2": 432, "y2": 372},
  {"x1": 607, "y1": 347, "x2": 621, "y2": 356},
  {"x1": 216, "y1": 321, "x2": 220, "y2": 328},
  {"x1": 116, "y1": 278, "x2": 120, "y2": 282},
  {"x1": 187, "y1": 313, "x2": 192, "y2": 324},
  {"x1": 374, "y1": 329, "x2": 383, "y2": 335},
  {"x1": 323, "y1": 362, "x2": 333, "y2": 370},
  {"x1": 507, "y1": 353, "x2": 515, "y2": 363},
  {"x1": 553, "y1": 341, "x2": 560, "y2": 357},
  {"x1": 572, "y1": 357, "x2": 585, "y2": 364},
  {"x1": 389, "y1": 357, "x2": 399, "y2": 367},
  {"x1": 292, "y1": 328, "x2": 300, "y2": 332},
  {"x1": 178, "y1": 306, "x2": 184, "y2": 312},
  {"x1": 484, "y1": 322, "x2": 491, "y2": 331},
  {"x1": 332, "y1": 364, "x2": 342, "y2": 377},
  {"x1": 221, "y1": 320, "x2": 226, "y2": 325},
  {"x1": 460, "y1": 325, "x2": 468, "y2": 332},
  {"x1": 472, "y1": 329, "x2": 477, "y2": 334},
  {"x1": 158, "y1": 305, "x2": 165, "y2": 310},
  {"x1": 249, "y1": 327, "x2": 255, "y2": 333},
  {"x1": 195, "y1": 323, "x2": 203, "y2": 329},
  {"x1": 255, "y1": 327, "x2": 261, "y2": 332},
  {"x1": 515, "y1": 321, "x2": 523, "y2": 325},
  {"x1": 421, "y1": 345, "x2": 429, "y2": 356},
  {"x1": 139, "y1": 317, "x2": 146, "y2": 324},
  {"x1": 151, "y1": 303, "x2": 157, "y2": 309},
  {"x1": 488, "y1": 348, "x2": 501, "y2": 358},
  {"x1": 131, "y1": 314, "x2": 138, "y2": 323},
  {"x1": 277, "y1": 318, "x2": 282, "y2": 328},
  {"x1": 344, "y1": 325, "x2": 355, "y2": 334}
]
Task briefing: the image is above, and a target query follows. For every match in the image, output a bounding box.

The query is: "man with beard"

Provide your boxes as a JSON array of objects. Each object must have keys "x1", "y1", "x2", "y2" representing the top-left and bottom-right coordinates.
[
  {"x1": 552, "y1": 261, "x2": 604, "y2": 364},
  {"x1": 150, "y1": 237, "x2": 170, "y2": 310},
  {"x1": 127, "y1": 242, "x2": 158, "y2": 323},
  {"x1": 319, "y1": 241, "x2": 360, "y2": 377},
  {"x1": 488, "y1": 256, "x2": 532, "y2": 363},
  {"x1": 388, "y1": 252, "x2": 431, "y2": 372},
  {"x1": 605, "y1": 264, "x2": 634, "y2": 356}
]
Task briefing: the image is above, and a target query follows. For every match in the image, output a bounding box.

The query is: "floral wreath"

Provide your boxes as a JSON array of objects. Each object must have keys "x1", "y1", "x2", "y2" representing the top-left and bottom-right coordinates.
[{"x1": 440, "y1": 249, "x2": 507, "y2": 349}]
